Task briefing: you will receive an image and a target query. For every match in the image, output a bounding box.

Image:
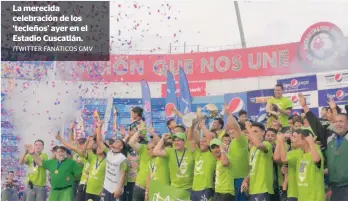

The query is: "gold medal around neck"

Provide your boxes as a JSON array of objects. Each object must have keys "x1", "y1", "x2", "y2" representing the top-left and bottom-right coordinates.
[{"x1": 54, "y1": 170, "x2": 59, "y2": 174}]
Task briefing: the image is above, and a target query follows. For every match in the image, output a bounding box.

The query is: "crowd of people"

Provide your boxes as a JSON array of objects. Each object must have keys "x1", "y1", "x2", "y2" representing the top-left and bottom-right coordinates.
[{"x1": 2, "y1": 84, "x2": 348, "y2": 201}]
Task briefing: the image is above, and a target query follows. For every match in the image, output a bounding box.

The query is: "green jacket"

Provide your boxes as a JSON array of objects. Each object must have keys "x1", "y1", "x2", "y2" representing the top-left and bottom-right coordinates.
[{"x1": 306, "y1": 111, "x2": 348, "y2": 186}]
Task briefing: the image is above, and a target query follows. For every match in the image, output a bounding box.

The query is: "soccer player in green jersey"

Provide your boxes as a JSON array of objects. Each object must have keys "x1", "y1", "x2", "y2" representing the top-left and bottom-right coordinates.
[
  {"x1": 129, "y1": 130, "x2": 160, "y2": 201},
  {"x1": 28, "y1": 145, "x2": 82, "y2": 201},
  {"x1": 224, "y1": 106, "x2": 249, "y2": 201},
  {"x1": 241, "y1": 122, "x2": 274, "y2": 201},
  {"x1": 279, "y1": 129, "x2": 325, "y2": 201},
  {"x1": 210, "y1": 138, "x2": 234, "y2": 201},
  {"x1": 191, "y1": 133, "x2": 216, "y2": 201},
  {"x1": 19, "y1": 140, "x2": 48, "y2": 201},
  {"x1": 153, "y1": 132, "x2": 196, "y2": 191}
]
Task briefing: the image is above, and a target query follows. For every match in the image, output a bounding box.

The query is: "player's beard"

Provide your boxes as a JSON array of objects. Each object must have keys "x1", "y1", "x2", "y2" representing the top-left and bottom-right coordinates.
[{"x1": 56, "y1": 155, "x2": 65, "y2": 162}]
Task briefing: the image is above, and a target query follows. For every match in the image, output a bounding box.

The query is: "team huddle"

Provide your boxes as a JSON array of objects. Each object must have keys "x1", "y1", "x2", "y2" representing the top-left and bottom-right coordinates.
[{"x1": 2, "y1": 84, "x2": 348, "y2": 201}]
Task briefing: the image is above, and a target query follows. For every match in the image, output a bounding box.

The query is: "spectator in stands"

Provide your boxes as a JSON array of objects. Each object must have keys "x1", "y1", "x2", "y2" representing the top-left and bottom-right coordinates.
[{"x1": 266, "y1": 84, "x2": 293, "y2": 128}]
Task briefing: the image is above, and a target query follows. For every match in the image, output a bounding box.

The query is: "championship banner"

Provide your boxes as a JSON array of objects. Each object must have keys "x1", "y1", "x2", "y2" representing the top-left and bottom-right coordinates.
[
  {"x1": 141, "y1": 79, "x2": 153, "y2": 137},
  {"x1": 148, "y1": 180, "x2": 190, "y2": 201},
  {"x1": 246, "y1": 89, "x2": 274, "y2": 122},
  {"x1": 165, "y1": 71, "x2": 179, "y2": 123},
  {"x1": 55, "y1": 22, "x2": 347, "y2": 82},
  {"x1": 179, "y1": 67, "x2": 192, "y2": 115},
  {"x1": 224, "y1": 92, "x2": 248, "y2": 116}
]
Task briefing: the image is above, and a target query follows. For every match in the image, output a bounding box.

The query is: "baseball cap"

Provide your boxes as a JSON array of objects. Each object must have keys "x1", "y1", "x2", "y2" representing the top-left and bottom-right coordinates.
[
  {"x1": 172, "y1": 132, "x2": 186, "y2": 141},
  {"x1": 210, "y1": 138, "x2": 222, "y2": 148}
]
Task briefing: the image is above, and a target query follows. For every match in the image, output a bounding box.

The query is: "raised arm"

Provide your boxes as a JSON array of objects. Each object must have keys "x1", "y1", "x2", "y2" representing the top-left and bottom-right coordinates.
[
  {"x1": 306, "y1": 135, "x2": 321, "y2": 163},
  {"x1": 273, "y1": 140, "x2": 281, "y2": 163},
  {"x1": 148, "y1": 126, "x2": 161, "y2": 144},
  {"x1": 19, "y1": 145, "x2": 29, "y2": 165},
  {"x1": 249, "y1": 132, "x2": 268, "y2": 153},
  {"x1": 56, "y1": 131, "x2": 84, "y2": 156},
  {"x1": 220, "y1": 144, "x2": 230, "y2": 166},
  {"x1": 96, "y1": 120, "x2": 105, "y2": 151},
  {"x1": 224, "y1": 104, "x2": 242, "y2": 139},
  {"x1": 277, "y1": 135, "x2": 288, "y2": 164},
  {"x1": 129, "y1": 132, "x2": 141, "y2": 153},
  {"x1": 27, "y1": 145, "x2": 43, "y2": 167},
  {"x1": 68, "y1": 122, "x2": 75, "y2": 142},
  {"x1": 152, "y1": 136, "x2": 167, "y2": 157},
  {"x1": 172, "y1": 107, "x2": 184, "y2": 119},
  {"x1": 299, "y1": 93, "x2": 329, "y2": 146}
]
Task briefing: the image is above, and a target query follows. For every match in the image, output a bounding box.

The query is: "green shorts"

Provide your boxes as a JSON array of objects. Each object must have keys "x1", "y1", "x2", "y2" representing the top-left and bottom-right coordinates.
[{"x1": 49, "y1": 187, "x2": 73, "y2": 201}]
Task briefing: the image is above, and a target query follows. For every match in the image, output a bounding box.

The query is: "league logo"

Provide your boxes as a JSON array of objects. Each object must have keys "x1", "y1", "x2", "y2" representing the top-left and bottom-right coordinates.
[{"x1": 298, "y1": 22, "x2": 344, "y2": 69}]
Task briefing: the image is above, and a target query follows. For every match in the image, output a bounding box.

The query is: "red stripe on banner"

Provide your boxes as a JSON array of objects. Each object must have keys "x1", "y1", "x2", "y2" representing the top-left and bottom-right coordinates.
[
  {"x1": 56, "y1": 42, "x2": 303, "y2": 82},
  {"x1": 161, "y1": 82, "x2": 206, "y2": 97}
]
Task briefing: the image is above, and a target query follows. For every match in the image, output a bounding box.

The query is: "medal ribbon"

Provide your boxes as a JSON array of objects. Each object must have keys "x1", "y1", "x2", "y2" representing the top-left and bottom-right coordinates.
[
  {"x1": 96, "y1": 156, "x2": 106, "y2": 169},
  {"x1": 150, "y1": 159, "x2": 155, "y2": 173},
  {"x1": 56, "y1": 161, "x2": 62, "y2": 170},
  {"x1": 250, "y1": 148, "x2": 258, "y2": 164},
  {"x1": 175, "y1": 148, "x2": 187, "y2": 168}
]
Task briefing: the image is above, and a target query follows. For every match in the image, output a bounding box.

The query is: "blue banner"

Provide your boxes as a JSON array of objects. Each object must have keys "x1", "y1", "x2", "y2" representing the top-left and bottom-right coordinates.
[
  {"x1": 141, "y1": 79, "x2": 153, "y2": 137},
  {"x1": 318, "y1": 87, "x2": 348, "y2": 106},
  {"x1": 247, "y1": 89, "x2": 274, "y2": 122},
  {"x1": 292, "y1": 108, "x2": 319, "y2": 117},
  {"x1": 165, "y1": 71, "x2": 179, "y2": 123},
  {"x1": 277, "y1": 75, "x2": 317, "y2": 93},
  {"x1": 179, "y1": 68, "x2": 192, "y2": 115}
]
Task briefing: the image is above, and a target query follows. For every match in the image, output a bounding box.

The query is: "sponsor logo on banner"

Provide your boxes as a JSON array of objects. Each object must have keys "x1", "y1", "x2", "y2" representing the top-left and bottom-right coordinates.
[
  {"x1": 292, "y1": 108, "x2": 319, "y2": 117},
  {"x1": 318, "y1": 87, "x2": 348, "y2": 106},
  {"x1": 278, "y1": 75, "x2": 317, "y2": 93},
  {"x1": 246, "y1": 89, "x2": 274, "y2": 122},
  {"x1": 324, "y1": 72, "x2": 348, "y2": 85},
  {"x1": 298, "y1": 22, "x2": 345, "y2": 69},
  {"x1": 165, "y1": 103, "x2": 176, "y2": 117},
  {"x1": 161, "y1": 82, "x2": 206, "y2": 97},
  {"x1": 227, "y1": 98, "x2": 244, "y2": 114},
  {"x1": 284, "y1": 92, "x2": 317, "y2": 109},
  {"x1": 144, "y1": 100, "x2": 151, "y2": 112},
  {"x1": 224, "y1": 93, "x2": 247, "y2": 114}
]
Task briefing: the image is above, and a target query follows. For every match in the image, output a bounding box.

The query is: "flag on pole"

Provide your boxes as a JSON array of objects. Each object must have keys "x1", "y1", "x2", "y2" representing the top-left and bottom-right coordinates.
[
  {"x1": 140, "y1": 79, "x2": 153, "y2": 139},
  {"x1": 179, "y1": 67, "x2": 192, "y2": 116},
  {"x1": 165, "y1": 71, "x2": 179, "y2": 128}
]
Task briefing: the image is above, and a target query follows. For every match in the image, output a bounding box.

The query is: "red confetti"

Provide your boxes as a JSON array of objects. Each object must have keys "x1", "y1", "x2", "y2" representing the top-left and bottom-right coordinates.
[
  {"x1": 174, "y1": 33, "x2": 176, "y2": 37},
  {"x1": 118, "y1": 4, "x2": 121, "y2": 7},
  {"x1": 134, "y1": 4, "x2": 137, "y2": 8}
]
